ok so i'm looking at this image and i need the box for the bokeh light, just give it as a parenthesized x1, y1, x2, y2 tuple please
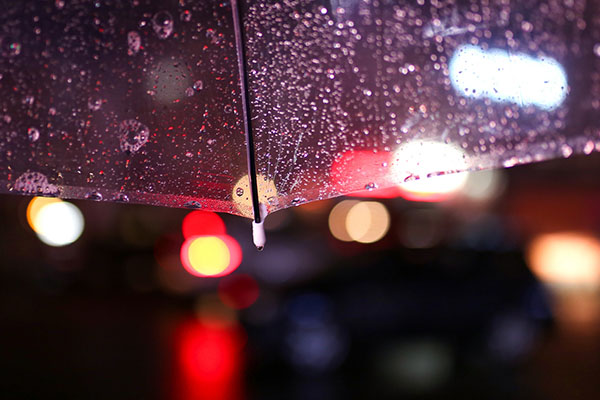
(329, 200, 390, 244)
(527, 232, 600, 289)
(27, 197, 84, 247)
(328, 200, 360, 242)
(345, 201, 390, 244)
(154, 234, 203, 294)
(182, 211, 226, 238)
(377, 341, 453, 393)
(180, 235, 242, 278)
(218, 274, 260, 310)
(330, 150, 393, 194)
(461, 169, 506, 202)
(392, 141, 469, 202)
(449, 44, 568, 110)
(173, 318, 245, 400)
(285, 293, 349, 372)
(26, 196, 61, 232)
(232, 174, 277, 218)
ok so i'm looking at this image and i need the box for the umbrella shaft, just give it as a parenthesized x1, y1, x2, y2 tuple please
(232, 0, 262, 224)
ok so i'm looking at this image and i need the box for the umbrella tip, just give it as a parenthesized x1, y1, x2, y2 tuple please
(252, 220, 266, 250)
(252, 203, 267, 251)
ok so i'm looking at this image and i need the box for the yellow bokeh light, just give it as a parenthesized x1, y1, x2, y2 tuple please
(527, 232, 600, 289)
(346, 201, 390, 244)
(30, 200, 84, 247)
(27, 197, 62, 232)
(232, 174, 277, 218)
(187, 236, 231, 276)
(328, 200, 360, 242)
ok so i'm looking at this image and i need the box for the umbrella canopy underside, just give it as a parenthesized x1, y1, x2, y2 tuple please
(1, 0, 598, 218)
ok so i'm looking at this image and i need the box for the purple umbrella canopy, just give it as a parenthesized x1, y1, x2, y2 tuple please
(1, 0, 599, 222)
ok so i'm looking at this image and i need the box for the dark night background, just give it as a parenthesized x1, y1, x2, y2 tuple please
(2, 153, 600, 400)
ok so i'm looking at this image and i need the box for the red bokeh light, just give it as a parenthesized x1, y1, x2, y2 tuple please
(182, 211, 226, 238)
(330, 149, 464, 201)
(330, 150, 402, 199)
(218, 274, 260, 310)
(173, 318, 245, 400)
(348, 186, 404, 199)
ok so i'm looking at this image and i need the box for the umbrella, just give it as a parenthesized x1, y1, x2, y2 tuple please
(1, 0, 598, 247)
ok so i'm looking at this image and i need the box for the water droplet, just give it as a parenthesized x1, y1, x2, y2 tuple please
(521, 21, 533, 32)
(55, 0, 65, 9)
(561, 144, 573, 158)
(364, 182, 378, 191)
(27, 127, 39, 142)
(291, 197, 305, 206)
(113, 193, 130, 202)
(1, 37, 21, 57)
(595, 43, 600, 57)
(236, 187, 244, 196)
(502, 157, 519, 168)
(127, 31, 141, 55)
(13, 171, 59, 195)
(267, 196, 278, 205)
(183, 200, 202, 209)
(180, 10, 192, 22)
(88, 97, 103, 111)
(193, 80, 203, 91)
(152, 11, 174, 39)
(85, 191, 103, 201)
(185, 87, 194, 97)
(118, 119, 150, 154)
(22, 95, 35, 106)
(224, 104, 233, 113)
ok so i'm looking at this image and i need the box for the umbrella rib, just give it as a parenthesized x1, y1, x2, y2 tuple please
(232, 0, 262, 224)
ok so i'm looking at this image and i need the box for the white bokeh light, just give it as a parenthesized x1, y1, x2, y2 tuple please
(449, 45, 568, 110)
(345, 201, 390, 243)
(32, 201, 84, 247)
(392, 141, 469, 202)
(461, 169, 506, 202)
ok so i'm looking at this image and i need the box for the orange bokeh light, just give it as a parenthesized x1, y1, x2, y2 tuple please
(26, 196, 61, 232)
(527, 232, 600, 289)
